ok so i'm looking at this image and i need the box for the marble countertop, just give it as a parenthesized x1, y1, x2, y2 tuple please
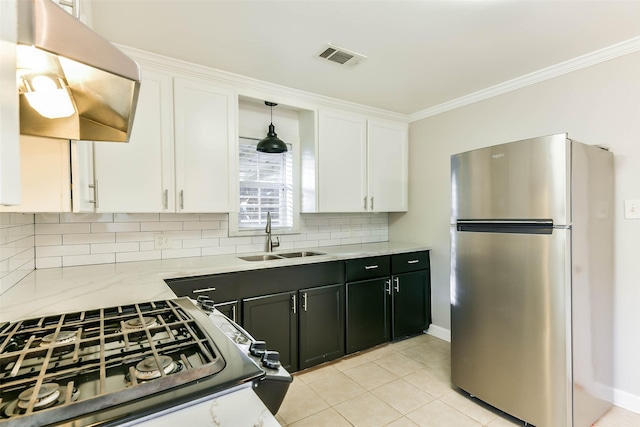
(0, 241, 427, 322)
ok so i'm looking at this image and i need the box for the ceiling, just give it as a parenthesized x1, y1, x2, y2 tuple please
(90, 0, 640, 116)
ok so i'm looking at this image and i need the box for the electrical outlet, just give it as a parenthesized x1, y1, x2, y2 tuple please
(154, 234, 172, 249)
(624, 200, 640, 219)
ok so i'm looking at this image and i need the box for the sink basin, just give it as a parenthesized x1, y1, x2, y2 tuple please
(238, 254, 284, 262)
(277, 251, 325, 258)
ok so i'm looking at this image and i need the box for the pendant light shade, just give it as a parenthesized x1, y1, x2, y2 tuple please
(257, 101, 288, 153)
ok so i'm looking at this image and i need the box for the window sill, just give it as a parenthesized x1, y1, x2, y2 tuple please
(228, 227, 300, 237)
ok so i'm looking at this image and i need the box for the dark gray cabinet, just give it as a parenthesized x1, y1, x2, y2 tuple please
(213, 300, 238, 323)
(391, 251, 431, 340)
(298, 283, 345, 370)
(346, 251, 431, 352)
(345, 256, 391, 354)
(243, 291, 298, 371)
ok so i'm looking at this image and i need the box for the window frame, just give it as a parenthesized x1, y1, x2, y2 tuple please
(229, 133, 300, 237)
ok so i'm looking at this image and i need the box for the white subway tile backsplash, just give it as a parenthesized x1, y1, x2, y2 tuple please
(114, 213, 160, 222)
(140, 222, 183, 232)
(116, 232, 155, 242)
(36, 257, 62, 269)
(1, 213, 35, 293)
(160, 248, 201, 259)
(37, 244, 90, 257)
(91, 242, 140, 254)
(34, 213, 60, 224)
(64, 233, 115, 245)
(116, 251, 161, 263)
(22, 212, 388, 269)
(36, 223, 91, 235)
(60, 213, 114, 223)
(91, 222, 140, 233)
(63, 253, 115, 267)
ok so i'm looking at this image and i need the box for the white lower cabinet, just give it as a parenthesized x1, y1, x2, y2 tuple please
(316, 109, 408, 213)
(78, 64, 236, 213)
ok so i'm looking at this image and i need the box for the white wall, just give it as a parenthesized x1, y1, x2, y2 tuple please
(389, 51, 640, 411)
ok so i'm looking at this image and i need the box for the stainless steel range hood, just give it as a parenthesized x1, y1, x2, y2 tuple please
(17, 0, 140, 142)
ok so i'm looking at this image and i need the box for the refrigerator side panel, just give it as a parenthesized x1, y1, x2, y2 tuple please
(570, 141, 614, 426)
(451, 133, 570, 225)
(450, 228, 571, 427)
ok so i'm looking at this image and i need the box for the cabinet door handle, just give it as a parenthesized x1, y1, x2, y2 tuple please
(88, 179, 99, 209)
(179, 190, 184, 210)
(407, 260, 420, 264)
(394, 277, 400, 293)
(292, 294, 296, 314)
(370, 196, 374, 211)
(163, 189, 168, 210)
(193, 287, 216, 293)
(363, 196, 367, 210)
(365, 265, 378, 270)
(385, 279, 391, 295)
(231, 304, 236, 323)
(303, 292, 308, 312)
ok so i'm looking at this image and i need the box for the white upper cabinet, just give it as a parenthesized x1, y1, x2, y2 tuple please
(0, 136, 71, 212)
(367, 119, 408, 212)
(85, 64, 236, 213)
(316, 110, 408, 213)
(318, 110, 368, 212)
(91, 66, 174, 212)
(173, 77, 235, 213)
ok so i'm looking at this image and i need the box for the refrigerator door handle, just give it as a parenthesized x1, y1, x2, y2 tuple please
(456, 219, 554, 234)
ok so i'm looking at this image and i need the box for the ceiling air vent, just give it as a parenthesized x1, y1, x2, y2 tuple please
(317, 43, 367, 67)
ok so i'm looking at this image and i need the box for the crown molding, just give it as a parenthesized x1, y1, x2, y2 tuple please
(409, 36, 640, 123)
(115, 44, 408, 123)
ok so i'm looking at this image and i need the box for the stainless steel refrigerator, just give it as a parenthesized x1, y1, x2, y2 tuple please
(450, 133, 614, 427)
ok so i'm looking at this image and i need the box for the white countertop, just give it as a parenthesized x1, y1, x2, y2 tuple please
(0, 242, 427, 322)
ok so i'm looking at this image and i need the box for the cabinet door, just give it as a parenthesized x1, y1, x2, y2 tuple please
(318, 109, 367, 212)
(0, 136, 71, 212)
(243, 291, 298, 372)
(392, 270, 431, 340)
(298, 283, 345, 370)
(174, 77, 235, 213)
(346, 278, 391, 354)
(367, 119, 408, 212)
(93, 66, 174, 212)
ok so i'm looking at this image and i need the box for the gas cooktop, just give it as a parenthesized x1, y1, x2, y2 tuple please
(0, 298, 264, 427)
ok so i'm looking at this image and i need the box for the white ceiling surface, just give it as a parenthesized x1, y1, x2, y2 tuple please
(90, 0, 640, 115)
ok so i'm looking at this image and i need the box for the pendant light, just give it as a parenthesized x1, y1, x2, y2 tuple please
(257, 101, 288, 153)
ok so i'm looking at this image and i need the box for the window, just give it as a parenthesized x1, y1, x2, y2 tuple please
(238, 137, 294, 231)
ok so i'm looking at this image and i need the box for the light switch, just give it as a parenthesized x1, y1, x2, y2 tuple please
(624, 200, 640, 219)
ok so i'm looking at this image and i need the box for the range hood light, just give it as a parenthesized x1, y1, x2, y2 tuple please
(22, 74, 75, 119)
(17, 0, 141, 142)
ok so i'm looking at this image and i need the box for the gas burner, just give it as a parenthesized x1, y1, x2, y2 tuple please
(122, 316, 158, 331)
(133, 355, 180, 381)
(40, 330, 77, 347)
(2, 384, 79, 417)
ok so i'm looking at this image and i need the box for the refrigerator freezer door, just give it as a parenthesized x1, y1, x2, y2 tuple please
(450, 227, 571, 427)
(451, 133, 570, 225)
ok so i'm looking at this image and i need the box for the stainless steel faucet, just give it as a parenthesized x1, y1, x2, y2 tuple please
(265, 211, 280, 252)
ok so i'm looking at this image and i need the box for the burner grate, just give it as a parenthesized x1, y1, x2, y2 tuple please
(0, 300, 225, 426)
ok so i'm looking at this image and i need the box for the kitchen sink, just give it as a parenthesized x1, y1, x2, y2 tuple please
(238, 254, 284, 262)
(277, 251, 325, 258)
(238, 251, 325, 262)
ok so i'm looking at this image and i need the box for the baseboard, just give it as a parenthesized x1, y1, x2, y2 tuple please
(426, 324, 451, 342)
(614, 388, 640, 415)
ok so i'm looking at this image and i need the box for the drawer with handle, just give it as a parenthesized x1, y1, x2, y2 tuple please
(391, 251, 430, 274)
(345, 256, 391, 282)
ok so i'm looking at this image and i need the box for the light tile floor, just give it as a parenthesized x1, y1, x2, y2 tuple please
(275, 334, 640, 427)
